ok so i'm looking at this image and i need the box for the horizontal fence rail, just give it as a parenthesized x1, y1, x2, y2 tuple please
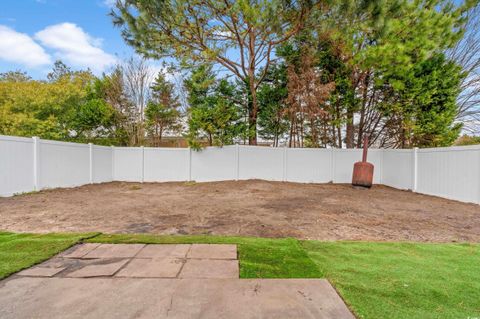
(1, 134, 479, 204)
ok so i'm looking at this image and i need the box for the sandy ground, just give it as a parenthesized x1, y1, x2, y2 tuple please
(1, 180, 479, 242)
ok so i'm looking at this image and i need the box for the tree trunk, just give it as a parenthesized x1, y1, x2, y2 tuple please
(357, 73, 370, 148)
(289, 117, 294, 148)
(248, 108, 258, 145)
(336, 100, 342, 148)
(248, 73, 258, 145)
(346, 109, 354, 148)
(337, 125, 342, 148)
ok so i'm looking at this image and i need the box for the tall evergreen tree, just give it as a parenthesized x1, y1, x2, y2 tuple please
(393, 53, 464, 147)
(257, 64, 289, 147)
(184, 65, 244, 148)
(145, 73, 182, 146)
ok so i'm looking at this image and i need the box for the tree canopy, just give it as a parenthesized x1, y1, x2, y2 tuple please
(111, 0, 313, 144)
(1, 0, 479, 149)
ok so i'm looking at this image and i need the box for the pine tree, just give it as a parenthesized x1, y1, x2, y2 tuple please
(145, 73, 182, 146)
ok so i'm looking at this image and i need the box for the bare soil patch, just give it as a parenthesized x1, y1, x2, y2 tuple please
(1, 180, 479, 242)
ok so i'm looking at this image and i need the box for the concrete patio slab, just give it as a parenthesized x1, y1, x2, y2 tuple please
(180, 259, 239, 279)
(66, 259, 129, 278)
(136, 244, 191, 259)
(116, 258, 184, 278)
(37, 257, 78, 269)
(60, 243, 101, 258)
(187, 244, 237, 259)
(0, 277, 355, 319)
(17, 267, 66, 277)
(82, 244, 145, 259)
(0, 244, 355, 318)
(36, 256, 109, 274)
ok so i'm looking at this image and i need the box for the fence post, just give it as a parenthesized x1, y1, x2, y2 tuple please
(330, 148, 336, 183)
(111, 146, 115, 182)
(283, 146, 288, 182)
(88, 143, 93, 184)
(235, 144, 240, 181)
(412, 147, 418, 192)
(380, 149, 384, 185)
(478, 149, 480, 205)
(188, 147, 192, 181)
(141, 146, 145, 183)
(32, 136, 40, 191)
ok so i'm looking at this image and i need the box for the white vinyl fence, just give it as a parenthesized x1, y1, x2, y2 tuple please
(1, 134, 479, 204)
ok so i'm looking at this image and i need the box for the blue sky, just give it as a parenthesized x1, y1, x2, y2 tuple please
(0, 0, 135, 78)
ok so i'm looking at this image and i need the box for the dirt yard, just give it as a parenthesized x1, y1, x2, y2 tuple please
(1, 180, 479, 242)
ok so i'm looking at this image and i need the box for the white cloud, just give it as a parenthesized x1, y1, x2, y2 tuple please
(103, 0, 116, 7)
(149, 64, 170, 79)
(0, 25, 51, 67)
(35, 23, 117, 73)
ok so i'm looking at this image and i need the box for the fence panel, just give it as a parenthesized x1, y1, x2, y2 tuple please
(2, 134, 480, 204)
(286, 148, 333, 183)
(92, 145, 113, 183)
(238, 146, 284, 181)
(382, 149, 413, 190)
(113, 147, 143, 182)
(0, 135, 34, 196)
(191, 146, 237, 182)
(144, 147, 189, 182)
(417, 146, 480, 204)
(39, 140, 90, 189)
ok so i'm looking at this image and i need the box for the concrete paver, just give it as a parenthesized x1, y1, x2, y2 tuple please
(60, 243, 101, 258)
(136, 244, 190, 258)
(187, 244, 237, 259)
(180, 259, 239, 279)
(82, 244, 145, 259)
(17, 267, 66, 277)
(116, 258, 184, 278)
(0, 278, 355, 319)
(66, 259, 129, 278)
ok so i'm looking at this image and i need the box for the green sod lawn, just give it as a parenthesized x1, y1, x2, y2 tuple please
(1, 232, 479, 319)
(0, 232, 98, 279)
(301, 241, 480, 319)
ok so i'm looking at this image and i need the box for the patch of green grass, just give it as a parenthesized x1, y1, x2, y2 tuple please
(2, 232, 478, 319)
(87, 234, 320, 278)
(0, 232, 98, 279)
(301, 241, 480, 319)
(13, 190, 40, 196)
